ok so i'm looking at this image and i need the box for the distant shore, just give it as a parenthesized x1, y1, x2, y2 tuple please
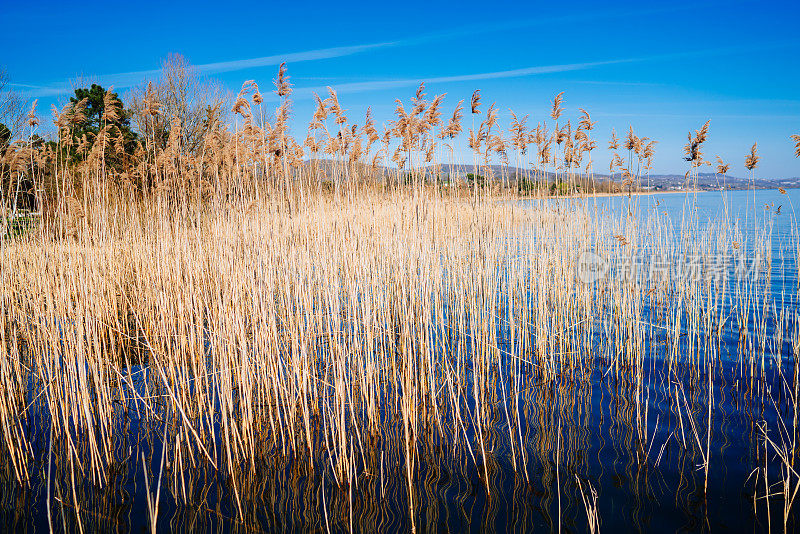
(515, 187, 792, 200)
(515, 189, 697, 200)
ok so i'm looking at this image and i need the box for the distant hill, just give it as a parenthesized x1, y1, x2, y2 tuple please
(302, 159, 800, 192)
(642, 172, 800, 191)
(429, 165, 800, 191)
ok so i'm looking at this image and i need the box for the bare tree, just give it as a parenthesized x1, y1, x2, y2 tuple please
(0, 67, 28, 230)
(129, 54, 228, 155)
(0, 67, 26, 140)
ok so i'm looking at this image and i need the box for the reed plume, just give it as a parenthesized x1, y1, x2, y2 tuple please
(683, 120, 710, 165)
(608, 129, 619, 151)
(102, 87, 121, 123)
(550, 92, 564, 121)
(509, 111, 529, 153)
(439, 100, 463, 139)
(745, 142, 760, 170)
(274, 62, 292, 97)
(578, 108, 595, 131)
(470, 90, 481, 114)
(625, 126, 637, 152)
(27, 99, 39, 127)
(715, 156, 730, 175)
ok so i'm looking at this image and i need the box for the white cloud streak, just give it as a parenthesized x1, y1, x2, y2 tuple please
(12, 2, 719, 99)
(287, 59, 636, 99)
(17, 42, 397, 98)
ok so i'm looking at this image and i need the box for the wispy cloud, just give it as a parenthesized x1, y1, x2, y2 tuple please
(11, 2, 727, 99)
(287, 59, 636, 99)
(283, 39, 799, 100)
(14, 2, 784, 100)
(574, 80, 664, 87)
(594, 112, 800, 121)
(17, 42, 397, 98)
(192, 42, 396, 75)
(8, 82, 47, 89)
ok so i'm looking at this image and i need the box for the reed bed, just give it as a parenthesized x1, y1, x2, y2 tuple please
(1, 183, 798, 531)
(1, 64, 799, 531)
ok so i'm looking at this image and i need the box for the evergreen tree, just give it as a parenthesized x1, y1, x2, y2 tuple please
(69, 84, 137, 168)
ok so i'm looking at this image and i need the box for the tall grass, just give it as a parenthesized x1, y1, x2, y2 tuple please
(0, 63, 799, 531)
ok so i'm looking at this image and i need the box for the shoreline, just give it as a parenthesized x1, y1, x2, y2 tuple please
(515, 187, 790, 200)
(513, 189, 695, 200)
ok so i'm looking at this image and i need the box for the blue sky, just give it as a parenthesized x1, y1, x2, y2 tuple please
(2, 0, 799, 177)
